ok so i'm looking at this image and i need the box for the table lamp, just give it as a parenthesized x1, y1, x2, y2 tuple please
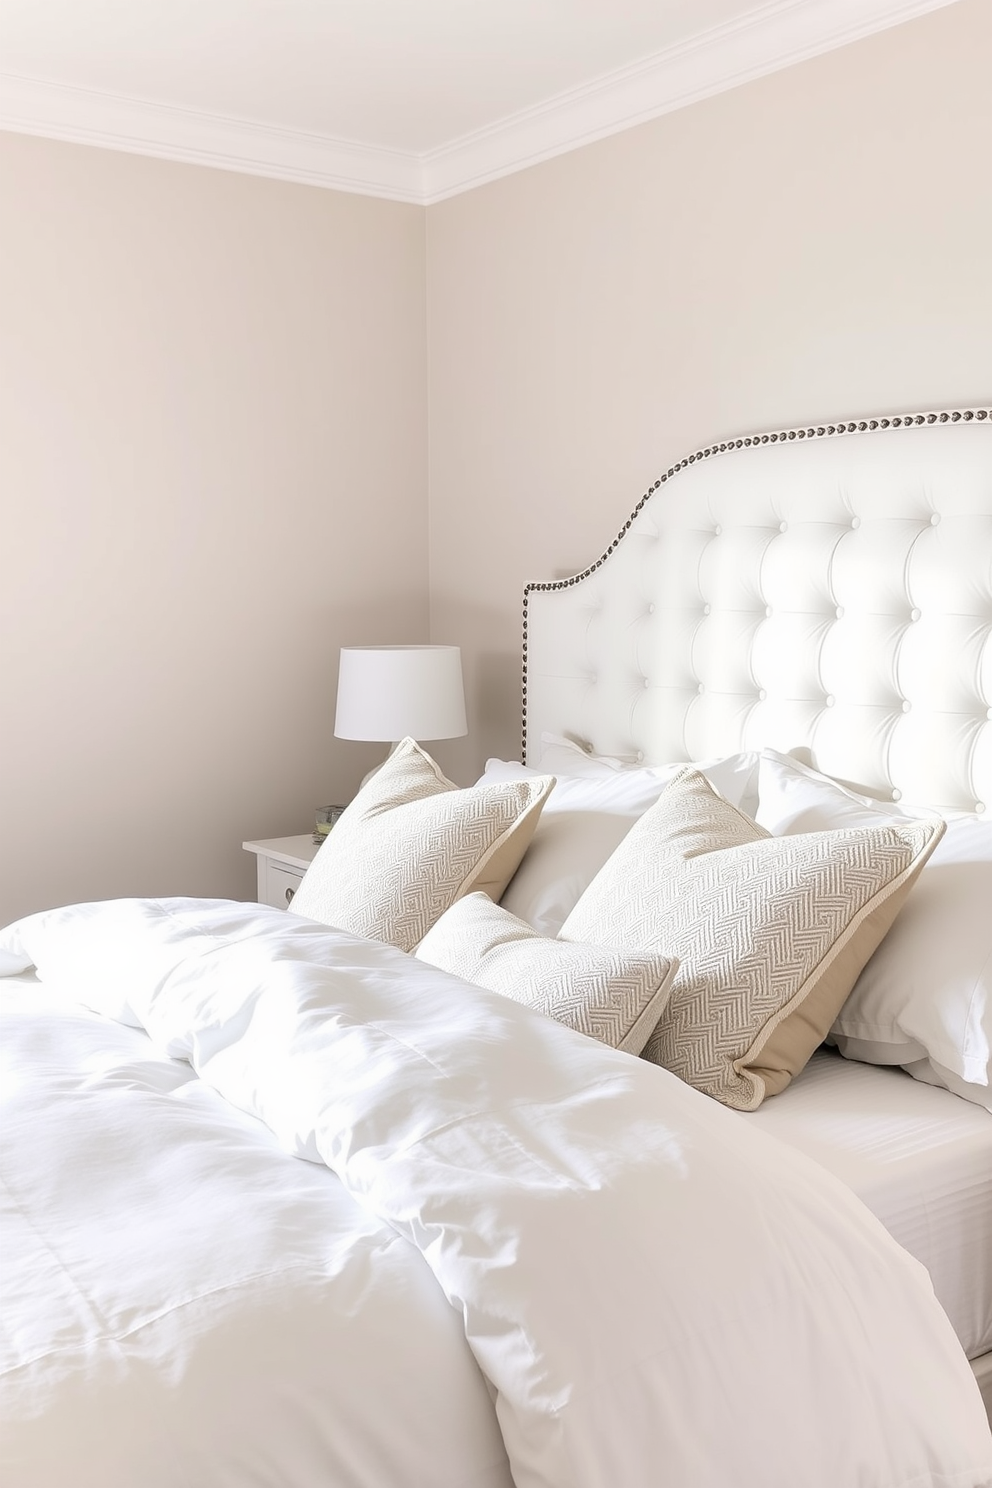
(334, 646, 467, 760)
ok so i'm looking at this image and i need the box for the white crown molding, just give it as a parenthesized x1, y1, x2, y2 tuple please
(0, 0, 959, 206)
(421, 0, 960, 202)
(0, 71, 423, 203)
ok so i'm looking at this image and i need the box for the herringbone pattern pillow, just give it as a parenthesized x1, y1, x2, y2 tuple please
(560, 769, 943, 1109)
(415, 893, 677, 1054)
(289, 739, 554, 952)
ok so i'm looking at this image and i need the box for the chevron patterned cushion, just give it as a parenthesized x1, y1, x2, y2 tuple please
(559, 769, 944, 1109)
(415, 893, 677, 1054)
(289, 739, 555, 952)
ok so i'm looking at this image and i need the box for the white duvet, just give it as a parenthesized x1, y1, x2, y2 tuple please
(1, 898, 990, 1488)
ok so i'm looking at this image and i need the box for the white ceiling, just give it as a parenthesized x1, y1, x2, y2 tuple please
(0, 0, 957, 202)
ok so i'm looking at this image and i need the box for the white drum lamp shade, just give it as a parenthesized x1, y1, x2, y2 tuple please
(334, 646, 467, 743)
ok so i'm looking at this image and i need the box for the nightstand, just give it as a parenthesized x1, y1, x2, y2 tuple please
(243, 835, 321, 909)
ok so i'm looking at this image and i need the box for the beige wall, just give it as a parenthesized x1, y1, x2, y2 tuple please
(426, 0, 992, 780)
(2, 1, 989, 919)
(0, 133, 428, 922)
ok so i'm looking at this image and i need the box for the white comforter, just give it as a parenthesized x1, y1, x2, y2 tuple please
(1, 898, 990, 1488)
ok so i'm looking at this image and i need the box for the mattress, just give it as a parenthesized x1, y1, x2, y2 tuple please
(747, 1047, 992, 1361)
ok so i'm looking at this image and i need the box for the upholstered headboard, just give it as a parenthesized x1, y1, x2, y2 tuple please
(522, 410, 992, 814)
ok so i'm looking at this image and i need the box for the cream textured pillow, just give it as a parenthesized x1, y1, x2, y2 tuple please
(479, 751, 759, 936)
(560, 769, 944, 1110)
(289, 739, 554, 952)
(415, 893, 677, 1055)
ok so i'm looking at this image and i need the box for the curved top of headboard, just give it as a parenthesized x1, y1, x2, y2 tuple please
(522, 408, 992, 812)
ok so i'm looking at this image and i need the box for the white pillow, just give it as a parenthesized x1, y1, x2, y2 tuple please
(756, 749, 992, 1114)
(415, 893, 677, 1055)
(535, 733, 644, 777)
(755, 749, 907, 834)
(478, 750, 759, 937)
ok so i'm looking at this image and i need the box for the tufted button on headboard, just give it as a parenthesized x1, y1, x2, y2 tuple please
(522, 411, 992, 812)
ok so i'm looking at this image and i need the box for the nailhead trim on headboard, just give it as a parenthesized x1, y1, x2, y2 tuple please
(520, 408, 991, 763)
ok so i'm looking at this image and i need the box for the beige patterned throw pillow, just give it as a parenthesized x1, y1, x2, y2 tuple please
(416, 893, 678, 1054)
(560, 769, 944, 1110)
(289, 739, 555, 952)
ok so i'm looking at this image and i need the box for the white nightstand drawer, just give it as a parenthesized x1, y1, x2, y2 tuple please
(243, 836, 320, 910)
(265, 860, 307, 910)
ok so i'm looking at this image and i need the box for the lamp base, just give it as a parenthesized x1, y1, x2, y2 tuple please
(359, 740, 401, 790)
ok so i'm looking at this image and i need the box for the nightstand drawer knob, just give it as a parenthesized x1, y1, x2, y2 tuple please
(285, 886, 296, 905)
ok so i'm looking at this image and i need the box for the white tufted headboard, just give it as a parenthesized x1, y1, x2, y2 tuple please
(522, 410, 992, 814)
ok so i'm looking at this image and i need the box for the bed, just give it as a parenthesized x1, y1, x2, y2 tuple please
(519, 405, 992, 1421)
(2, 408, 991, 1487)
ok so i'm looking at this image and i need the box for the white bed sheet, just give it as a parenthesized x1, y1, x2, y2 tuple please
(747, 1047, 992, 1361)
